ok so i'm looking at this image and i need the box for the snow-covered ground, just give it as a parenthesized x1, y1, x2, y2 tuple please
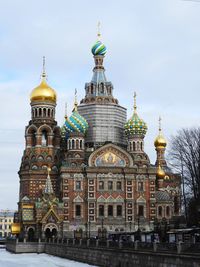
(0, 249, 96, 267)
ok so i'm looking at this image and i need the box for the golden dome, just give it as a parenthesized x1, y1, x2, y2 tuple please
(156, 164, 165, 179)
(30, 75, 57, 103)
(154, 133, 167, 148)
(154, 117, 167, 148)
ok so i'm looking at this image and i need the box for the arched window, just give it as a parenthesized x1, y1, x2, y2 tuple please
(43, 108, 46, 117)
(32, 131, 36, 147)
(41, 130, 48, 146)
(158, 206, 162, 217)
(39, 108, 42, 117)
(80, 140, 83, 150)
(140, 142, 143, 151)
(130, 142, 132, 151)
(91, 84, 94, 94)
(137, 141, 140, 151)
(133, 142, 136, 151)
(108, 205, 113, 217)
(76, 139, 79, 149)
(99, 205, 104, 216)
(72, 139, 75, 149)
(166, 206, 170, 217)
(174, 196, 179, 213)
(48, 109, 50, 117)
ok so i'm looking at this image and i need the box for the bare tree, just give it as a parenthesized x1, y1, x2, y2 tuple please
(168, 128, 200, 224)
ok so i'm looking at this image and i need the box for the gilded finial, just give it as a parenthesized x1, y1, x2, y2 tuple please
(42, 56, 46, 79)
(134, 92, 137, 114)
(97, 21, 101, 40)
(74, 89, 78, 111)
(65, 102, 68, 119)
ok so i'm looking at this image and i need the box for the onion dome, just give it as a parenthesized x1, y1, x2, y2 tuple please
(91, 40, 107, 56)
(156, 163, 165, 179)
(124, 92, 147, 137)
(154, 117, 167, 148)
(63, 91, 88, 135)
(91, 22, 107, 56)
(30, 57, 57, 103)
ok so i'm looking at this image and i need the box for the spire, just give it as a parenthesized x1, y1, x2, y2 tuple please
(133, 92, 137, 114)
(44, 167, 54, 194)
(73, 89, 78, 112)
(159, 116, 162, 133)
(41, 56, 46, 79)
(65, 102, 68, 119)
(97, 21, 101, 40)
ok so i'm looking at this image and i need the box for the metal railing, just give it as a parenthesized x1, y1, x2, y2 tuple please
(6, 237, 200, 255)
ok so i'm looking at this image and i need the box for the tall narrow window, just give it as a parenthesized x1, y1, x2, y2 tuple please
(138, 182, 144, 192)
(99, 181, 104, 190)
(158, 206, 162, 217)
(75, 181, 81, 190)
(117, 181, 122, 190)
(138, 205, 144, 217)
(133, 142, 136, 151)
(117, 205, 122, 216)
(166, 206, 170, 217)
(99, 205, 104, 216)
(72, 139, 75, 149)
(108, 205, 113, 216)
(108, 181, 113, 190)
(32, 131, 36, 147)
(41, 130, 48, 146)
(76, 205, 81, 217)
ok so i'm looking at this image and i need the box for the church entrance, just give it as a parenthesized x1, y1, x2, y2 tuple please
(44, 223, 58, 239)
(27, 227, 35, 241)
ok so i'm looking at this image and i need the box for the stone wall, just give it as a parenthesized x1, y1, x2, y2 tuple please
(6, 240, 45, 253)
(6, 240, 200, 267)
(45, 243, 200, 267)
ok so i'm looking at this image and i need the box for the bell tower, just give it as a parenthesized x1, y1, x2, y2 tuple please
(19, 58, 61, 202)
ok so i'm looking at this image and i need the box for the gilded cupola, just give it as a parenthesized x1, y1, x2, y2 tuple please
(30, 57, 57, 103)
(154, 117, 167, 149)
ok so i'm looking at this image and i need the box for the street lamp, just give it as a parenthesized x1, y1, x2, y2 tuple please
(129, 221, 132, 232)
(88, 221, 91, 239)
(101, 218, 104, 239)
(85, 222, 88, 239)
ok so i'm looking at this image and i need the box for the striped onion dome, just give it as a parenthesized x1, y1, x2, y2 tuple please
(62, 108, 88, 138)
(91, 40, 107, 56)
(125, 113, 148, 137)
(124, 93, 148, 137)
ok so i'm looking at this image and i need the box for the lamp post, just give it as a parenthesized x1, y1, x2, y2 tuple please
(85, 222, 88, 239)
(129, 221, 132, 232)
(88, 221, 91, 239)
(101, 218, 104, 239)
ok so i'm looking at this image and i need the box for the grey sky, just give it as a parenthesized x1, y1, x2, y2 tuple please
(0, 0, 200, 209)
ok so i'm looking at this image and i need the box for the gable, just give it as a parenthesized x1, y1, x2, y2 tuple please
(88, 143, 133, 167)
(41, 208, 60, 223)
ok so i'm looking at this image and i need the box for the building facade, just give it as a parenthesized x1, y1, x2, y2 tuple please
(14, 34, 181, 240)
(0, 210, 14, 238)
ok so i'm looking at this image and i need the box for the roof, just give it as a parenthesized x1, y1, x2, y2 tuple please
(0, 211, 14, 217)
(156, 190, 172, 202)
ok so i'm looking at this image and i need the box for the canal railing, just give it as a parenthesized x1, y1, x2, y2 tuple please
(6, 237, 200, 255)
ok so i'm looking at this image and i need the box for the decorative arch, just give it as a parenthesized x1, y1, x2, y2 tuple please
(88, 143, 133, 167)
(26, 124, 38, 135)
(38, 124, 53, 134)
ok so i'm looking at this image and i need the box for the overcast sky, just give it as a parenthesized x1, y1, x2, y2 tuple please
(0, 0, 200, 210)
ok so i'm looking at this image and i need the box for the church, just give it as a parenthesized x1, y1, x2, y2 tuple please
(13, 31, 181, 240)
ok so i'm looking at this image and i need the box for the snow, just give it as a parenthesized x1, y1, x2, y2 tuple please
(0, 249, 96, 267)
